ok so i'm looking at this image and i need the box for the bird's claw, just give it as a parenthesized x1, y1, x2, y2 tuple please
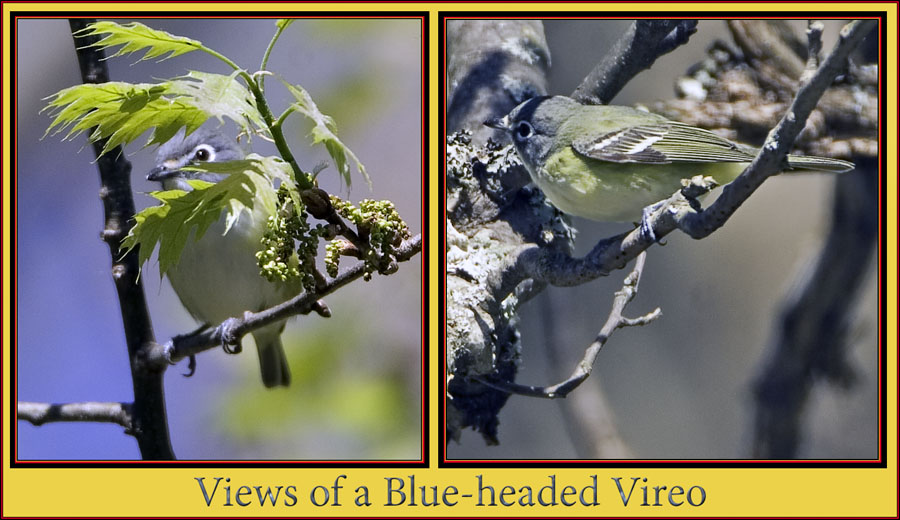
(183, 355, 197, 377)
(215, 317, 243, 354)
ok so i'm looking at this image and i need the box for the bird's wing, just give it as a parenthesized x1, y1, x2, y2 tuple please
(572, 121, 757, 164)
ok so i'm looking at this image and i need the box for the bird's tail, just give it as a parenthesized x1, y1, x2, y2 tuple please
(786, 154, 855, 173)
(253, 325, 291, 388)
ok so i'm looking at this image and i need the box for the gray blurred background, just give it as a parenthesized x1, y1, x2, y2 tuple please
(447, 19, 877, 460)
(17, 18, 422, 460)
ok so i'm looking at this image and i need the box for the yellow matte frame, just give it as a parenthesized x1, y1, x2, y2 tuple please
(2, 3, 896, 518)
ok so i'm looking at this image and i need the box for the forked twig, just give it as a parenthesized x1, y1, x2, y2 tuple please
(475, 252, 660, 398)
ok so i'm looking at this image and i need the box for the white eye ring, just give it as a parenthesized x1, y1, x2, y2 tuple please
(191, 144, 216, 162)
(514, 120, 533, 140)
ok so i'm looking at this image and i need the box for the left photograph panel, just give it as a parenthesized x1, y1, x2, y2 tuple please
(13, 16, 424, 461)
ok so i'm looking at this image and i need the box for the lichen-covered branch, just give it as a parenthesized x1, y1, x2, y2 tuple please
(446, 20, 561, 444)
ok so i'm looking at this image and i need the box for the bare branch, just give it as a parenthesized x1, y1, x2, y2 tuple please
(18, 401, 132, 429)
(651, 20, 876, 163)
(516, 175, 716, 286)
(573, 20, 698, 104)
(804, 21, 825, 73)
(148, 234, 422, 367)
(539, 290, 633, 458)
(746, 20, 879, 459)
(475, 252, 660, 398)
(675, 19, 876, 239)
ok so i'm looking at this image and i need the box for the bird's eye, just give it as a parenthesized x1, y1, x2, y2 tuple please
(192, 144, 215, 162)
(515, 121, 533, 139)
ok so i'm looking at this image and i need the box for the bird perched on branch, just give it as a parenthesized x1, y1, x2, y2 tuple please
(148, 128, 302, 388)
(486, 95, 854, 223)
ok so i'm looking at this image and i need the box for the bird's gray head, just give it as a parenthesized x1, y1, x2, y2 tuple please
(147, 128, 247, 191)
(484, 95, 579, 172)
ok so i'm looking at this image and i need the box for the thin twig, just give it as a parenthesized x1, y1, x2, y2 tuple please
(475, 252, 661, 398)
(675, 19, 876, 239)
(540, 282, 634, 458)
(804, 21, 825, 74)
(18, 402, 133, 429)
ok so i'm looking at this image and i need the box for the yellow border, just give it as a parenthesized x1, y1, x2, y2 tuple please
(4, 2, 897, 518)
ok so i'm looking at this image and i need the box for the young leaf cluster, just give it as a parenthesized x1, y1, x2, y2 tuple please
(328, 197, 411, 281)
(255, 185, 326, 291)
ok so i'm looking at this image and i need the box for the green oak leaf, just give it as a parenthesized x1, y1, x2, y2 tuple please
(74, 21, 202, 62)
(281, 79, 370, 189)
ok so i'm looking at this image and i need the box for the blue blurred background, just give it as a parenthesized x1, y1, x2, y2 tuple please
(16, 18, 423, 460)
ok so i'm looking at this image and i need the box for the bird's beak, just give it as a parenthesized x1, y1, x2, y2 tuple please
(146, 166, 178, 182)
(483, 114, 510, 131)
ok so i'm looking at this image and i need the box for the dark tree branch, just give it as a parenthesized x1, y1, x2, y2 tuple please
(572, 20, 698, 104)
(475, 252, 660, 399)
(752, 168, 877, 458)
(66, 19, 174, 460)
(21, 21, 421, 460)
(148, 234, 422, 367)
(515, 175, 715, 286)
(645, 17, 877, 456)
(728, 20, 808, 91)
(18, 402, 132, 429)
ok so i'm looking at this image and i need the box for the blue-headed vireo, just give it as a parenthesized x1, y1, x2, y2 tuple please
(148, 128, 303, 388)
(486, 95, 854, 222)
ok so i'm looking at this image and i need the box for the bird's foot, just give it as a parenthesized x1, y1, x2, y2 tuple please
(216, 317, 243, 354)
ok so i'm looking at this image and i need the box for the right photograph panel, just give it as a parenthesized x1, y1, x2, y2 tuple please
(444, 17, 880, 462)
